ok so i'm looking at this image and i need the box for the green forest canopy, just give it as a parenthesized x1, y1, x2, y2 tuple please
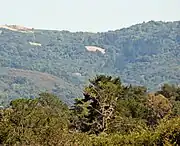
(0, 75, 179, 145)
(0, 20, 180, 105)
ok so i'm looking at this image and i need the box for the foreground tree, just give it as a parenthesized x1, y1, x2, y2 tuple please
(156, 84, 180, 116)
(146, 93, 172, 126)
(70, 75, 124, 134)
(70, 75, 149, 135)
(157, 83, 180, 101)
(107, 85, 149, 134)
(0, 93, 70, 145)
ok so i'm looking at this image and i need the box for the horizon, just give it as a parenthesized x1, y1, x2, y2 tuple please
(1, 20, 178, 33)
(0, 0, 180, 32)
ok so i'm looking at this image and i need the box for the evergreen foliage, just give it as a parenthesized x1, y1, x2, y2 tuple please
(0, 75, 179, 145)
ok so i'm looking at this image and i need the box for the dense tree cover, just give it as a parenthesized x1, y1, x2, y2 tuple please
(0, 21, 180, 105)
(0, 75, 179, 145)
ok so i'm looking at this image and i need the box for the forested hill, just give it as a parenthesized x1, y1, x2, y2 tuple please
(0, 21, 180, 105)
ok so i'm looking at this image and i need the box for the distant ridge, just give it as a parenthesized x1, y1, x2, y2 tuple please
(0, 24, 34, 33)
(0, 20, 180, 105)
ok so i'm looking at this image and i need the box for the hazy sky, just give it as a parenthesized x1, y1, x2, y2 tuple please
(0, 0, 179, 32)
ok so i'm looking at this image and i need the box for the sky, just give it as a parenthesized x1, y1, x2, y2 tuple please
(0, 0, 179, 32)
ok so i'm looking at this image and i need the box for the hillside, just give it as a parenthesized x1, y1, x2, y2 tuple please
(0, 21, 180, 105)
(0, 67, 80, 105)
